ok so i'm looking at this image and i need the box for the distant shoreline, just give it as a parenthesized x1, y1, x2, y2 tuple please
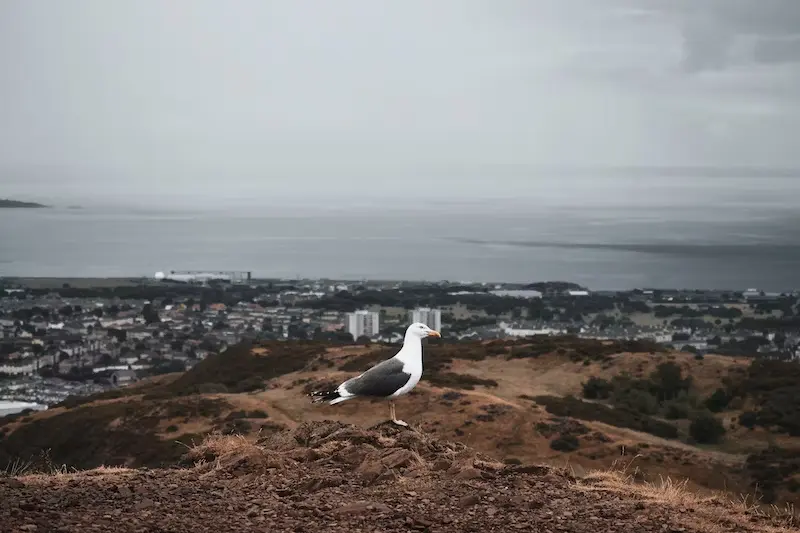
(1, 276, 795, 293)
(0, 198, 48, 208)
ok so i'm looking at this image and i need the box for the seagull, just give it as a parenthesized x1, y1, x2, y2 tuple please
(310, 322, 440, 426)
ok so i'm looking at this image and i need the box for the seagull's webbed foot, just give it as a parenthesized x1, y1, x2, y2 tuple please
(388, 400, 410, 428)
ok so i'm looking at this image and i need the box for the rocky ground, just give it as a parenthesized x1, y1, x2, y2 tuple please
(1, 421, 795, 533)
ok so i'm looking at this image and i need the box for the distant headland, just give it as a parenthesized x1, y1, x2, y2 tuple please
(0, 198, 48, 208)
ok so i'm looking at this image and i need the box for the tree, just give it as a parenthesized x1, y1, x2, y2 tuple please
(142, 303, 161, 324)
(689, 411, 726, 444)
(108, 328, 127, 342)
(650, 362, 692, 402)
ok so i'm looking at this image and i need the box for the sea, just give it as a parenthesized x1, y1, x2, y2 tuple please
(0, 400, 48, 416)
(2, 179, 800, 291)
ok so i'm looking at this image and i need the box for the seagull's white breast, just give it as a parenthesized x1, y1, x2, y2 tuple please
(389, 340, 423, 397)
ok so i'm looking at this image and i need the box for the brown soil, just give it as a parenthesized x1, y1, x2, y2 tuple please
(1, 421, 794, 533)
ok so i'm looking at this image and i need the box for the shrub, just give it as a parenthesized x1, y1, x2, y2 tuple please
(423, 372, 498, 390)
(231, 376, 265, 393)
(723, 359, 800, 435)
(662, 399, 690, 420)
(739, 411, 758, 428)
(534, 395, 678, 440)
(689, 411, 726, 444)
(550, 434, 580, 452)
(704, 388, 731, 413)
(195, 383, 229, 394)
(168, 341, 326, 396)
(614, 388, 660, 415)
(745, 446, 800, 504)
(582, 377, 613, 400)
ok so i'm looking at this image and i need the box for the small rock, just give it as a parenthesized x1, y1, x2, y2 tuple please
(335, 502, 372, 515)
(117, 486, 133, 498)
(246, 506, 260, 517)
(455, 467, 483, 480)
(4, 479, 24, 489)
(459, 494, 481, 507)
(134, 498, 155, 511)
(432, 459, 451, 471)
(356, 459, 385, 484)
(414, 517, 433, 529)
(380, 449, 415, 469)
(19, 525, 37, 532)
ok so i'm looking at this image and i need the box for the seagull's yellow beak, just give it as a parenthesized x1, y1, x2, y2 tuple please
(427, 330, 441, 337)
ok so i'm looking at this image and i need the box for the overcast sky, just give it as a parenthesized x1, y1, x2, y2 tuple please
(1, 0, 799, 207)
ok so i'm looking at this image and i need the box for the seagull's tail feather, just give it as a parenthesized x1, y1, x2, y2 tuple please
(309, 389, 342, 404)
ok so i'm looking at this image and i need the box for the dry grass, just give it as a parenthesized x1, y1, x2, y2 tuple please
(2, 448, 74, 477)
(183, 432, 292, 478)
(2, 457, 34, 477)
(577, 456, 799, 532)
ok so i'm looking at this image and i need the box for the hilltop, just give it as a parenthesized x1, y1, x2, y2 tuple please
(1, 337, 799, 517)
(0, 198, 47, 208)
(1, 421, 796, 532)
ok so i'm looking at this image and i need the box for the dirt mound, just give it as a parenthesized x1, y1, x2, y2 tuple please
(2, 422, 795, 533)
(183, 420, 502, 487)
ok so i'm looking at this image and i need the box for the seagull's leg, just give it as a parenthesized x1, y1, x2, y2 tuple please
(389, 400, 408, 427)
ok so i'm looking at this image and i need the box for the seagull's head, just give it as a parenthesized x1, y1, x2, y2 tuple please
(407, 322, 441, 339)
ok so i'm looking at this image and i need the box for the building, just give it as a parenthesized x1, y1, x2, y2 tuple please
(567, 290, 590, 297)
(346, 310, 380, 340)
(110, 369, 139, 387)
(489, 289, 542, 299)
(409, 307, 442, 332)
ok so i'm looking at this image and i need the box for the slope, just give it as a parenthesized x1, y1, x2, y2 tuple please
(1, 421, 796, 533)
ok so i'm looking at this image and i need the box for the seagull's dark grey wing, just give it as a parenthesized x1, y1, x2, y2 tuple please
(342, 357, 411, 398)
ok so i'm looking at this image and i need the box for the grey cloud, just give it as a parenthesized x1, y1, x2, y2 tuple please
(659, 0, 800, 71)
(0, 0, 798, 209)
(753, 37, 800, 65)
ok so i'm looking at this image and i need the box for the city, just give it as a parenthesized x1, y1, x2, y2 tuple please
(2, 276, 798, 414)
